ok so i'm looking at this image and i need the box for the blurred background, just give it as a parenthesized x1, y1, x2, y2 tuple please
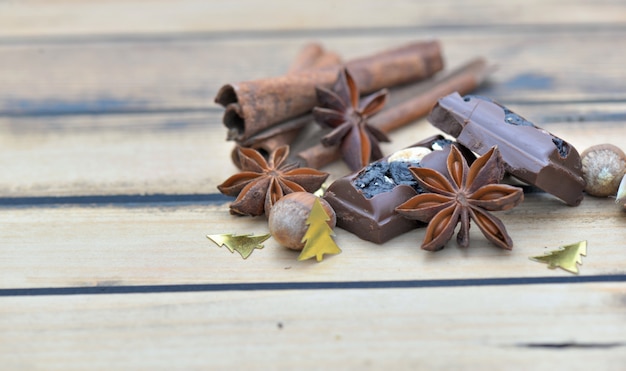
(1, 0, 625, 197)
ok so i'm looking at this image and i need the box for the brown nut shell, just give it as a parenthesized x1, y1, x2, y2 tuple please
(268, 192, 336, 250)
(581, 144, 626, 197)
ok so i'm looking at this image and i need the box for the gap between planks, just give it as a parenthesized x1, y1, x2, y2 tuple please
(1, 282, 624, 370)
(2, 31, 626, 115)
(0, 194, 624, 289)
(0, 274, 625, 297)
(1, 116, 624, 197)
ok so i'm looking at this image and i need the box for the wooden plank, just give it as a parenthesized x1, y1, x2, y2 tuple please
(1, 0, 625, 38)
(1, 283, 624, 369)
(1, 109, 624, 197)
(0, 111, 226, 197)
(0, 194, 623, 289)
(1, 3, 623, 370)
(1, 31, 626, 116)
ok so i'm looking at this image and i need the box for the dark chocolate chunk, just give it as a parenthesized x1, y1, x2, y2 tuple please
(353, 162, 397, 198)
(323, 135, 467, 244)
(389, 161, 421, 187)
(428, 92, 585, 206)
(352, 160, 423, 199)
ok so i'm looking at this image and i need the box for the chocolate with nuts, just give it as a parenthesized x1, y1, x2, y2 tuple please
(323, 135, 469, 244)
(396, 146, 524, 251)
(428, 93, 585, 206)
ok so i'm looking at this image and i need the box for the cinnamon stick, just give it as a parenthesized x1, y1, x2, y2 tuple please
(287, 42, 342, 74)
(215, 40, 443, 143)
(238, 113, 312, 148)
(223, 43, 340, 142)
(237, 43, 341, 154)
(297, 58, 493, 169)
(230, 43, 340, 167)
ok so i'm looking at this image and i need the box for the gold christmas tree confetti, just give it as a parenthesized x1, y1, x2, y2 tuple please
(207, 233, 271, 259)
(530, 240, 587, 274)
(297, 197, 342, 262)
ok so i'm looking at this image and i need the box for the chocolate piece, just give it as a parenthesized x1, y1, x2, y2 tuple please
(429, 93, 585, 206)
(323, 135, 463, 244)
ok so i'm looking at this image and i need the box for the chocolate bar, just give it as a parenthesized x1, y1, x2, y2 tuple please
(323, 135, 468, 243)
(428, 93, 585, 206)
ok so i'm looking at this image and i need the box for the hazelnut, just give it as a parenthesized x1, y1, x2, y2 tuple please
(268, 192, 336, 250)
(581, 144, 626, 197)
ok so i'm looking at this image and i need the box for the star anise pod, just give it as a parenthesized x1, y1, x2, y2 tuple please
(313, 67, 390, 171)
(218, 145, 329, 217)
(396, 146, 524, 251)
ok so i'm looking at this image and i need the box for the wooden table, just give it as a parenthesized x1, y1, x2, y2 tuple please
(1, 1, 625, 369)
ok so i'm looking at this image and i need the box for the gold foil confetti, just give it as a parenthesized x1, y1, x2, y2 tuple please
(530, 240, 587, 274)
(207, 233, 271, 259)
(297, 198, 341, 262)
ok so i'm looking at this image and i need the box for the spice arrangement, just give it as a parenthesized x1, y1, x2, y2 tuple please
(395, 146, 524, 251)
(208, 40, 625, 270)
(323, 135, 460, 244)
(312, 67, 390, 171)
(217, 145, 327, 217)
(214, 40, 443, 153)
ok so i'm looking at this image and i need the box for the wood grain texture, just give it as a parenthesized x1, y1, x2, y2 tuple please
(1, 283, 624, 370)
(1, 31, 625, 115)
(1, 194, 624, 289)
(1, 112, 624, 197)
(1, 28, 625, 197)
(1, 0, 625, 38)
(1, 1, 626, 369)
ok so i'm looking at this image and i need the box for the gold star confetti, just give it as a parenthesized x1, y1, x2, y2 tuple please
(530, 240, 587, 274)
(297, 198, 341, 262)
(207, 233, 271, 259)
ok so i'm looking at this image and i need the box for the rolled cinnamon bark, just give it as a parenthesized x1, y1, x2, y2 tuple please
(297, 58, 492, 169)
(287, 43, 342, 74)
(296, 143, 342, 170)
(240, 43, 342, 151)
(229, 43, 341, 167)
(238, 113, 312, 148)
(287, 43, 325, 74)
(215, 40, 443, 143)
(308, 51, 342, 70)
(371, 57, 491, 132)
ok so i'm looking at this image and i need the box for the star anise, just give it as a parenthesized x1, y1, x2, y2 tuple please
(395, 146, 524, 251)
(218, 145, 329, 217)
(313, 67, 390, 171)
